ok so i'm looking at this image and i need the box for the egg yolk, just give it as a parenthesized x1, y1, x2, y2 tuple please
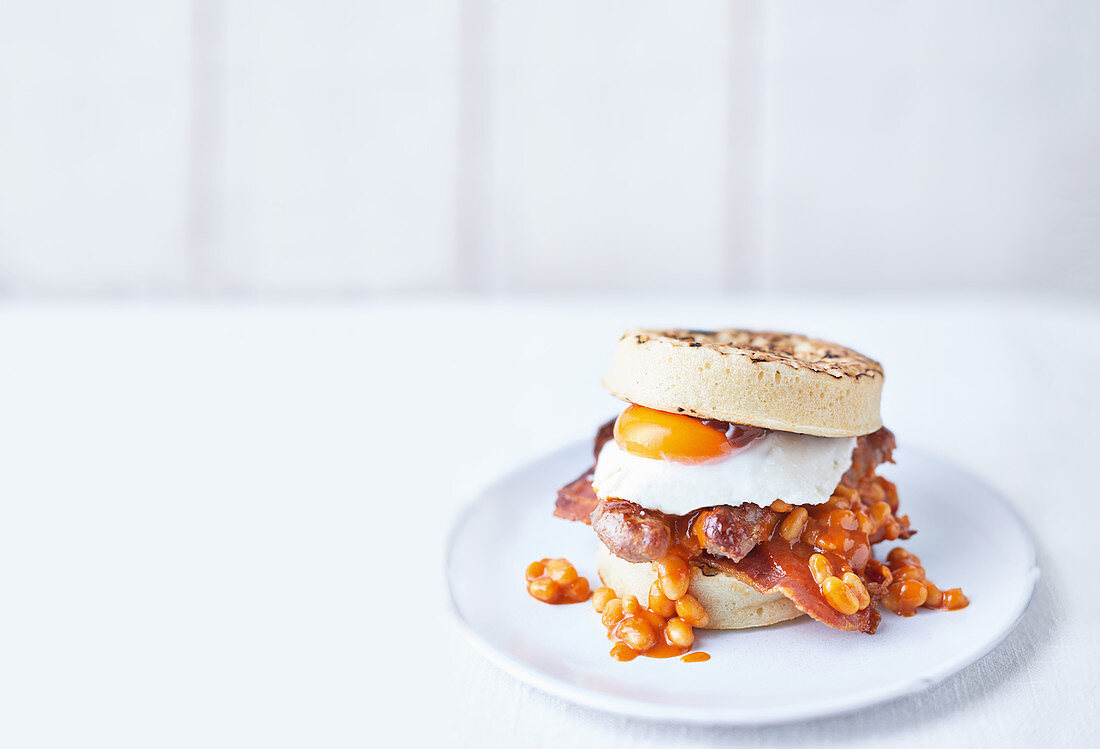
(613, 405, 733, 464)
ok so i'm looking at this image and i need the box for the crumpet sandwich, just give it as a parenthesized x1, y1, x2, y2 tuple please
(554, 329, 968, 651)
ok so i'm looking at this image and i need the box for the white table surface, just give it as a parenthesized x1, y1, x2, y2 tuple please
(0, 294, 1096, 748)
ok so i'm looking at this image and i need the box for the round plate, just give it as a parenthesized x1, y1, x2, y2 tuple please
(446, 440, 1038, 724)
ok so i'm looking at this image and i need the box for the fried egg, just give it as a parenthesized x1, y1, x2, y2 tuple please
(592, 406, 856, 515)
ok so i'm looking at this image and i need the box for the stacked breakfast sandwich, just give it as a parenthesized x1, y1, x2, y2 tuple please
(556, 329, 963, 635)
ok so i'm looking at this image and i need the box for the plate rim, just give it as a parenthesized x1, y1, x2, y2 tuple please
(445, 440, 1040, 725)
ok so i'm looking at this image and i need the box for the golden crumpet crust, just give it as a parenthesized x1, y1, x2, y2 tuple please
(596, 542, 803, 630)
(602, 328, 885, 437)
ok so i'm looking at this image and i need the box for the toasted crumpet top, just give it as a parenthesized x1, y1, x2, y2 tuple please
(602, 328, 884, 437)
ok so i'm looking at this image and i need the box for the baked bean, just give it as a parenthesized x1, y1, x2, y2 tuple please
(622, 595, 641, 616)
(610, 642, 637, 661)
(868, 501, 892, 529)
(675, 594, 710, 628)
(900, 580, 928, 608)
(942, 588, 969, 610)
(566, 577, 590, 602)
(842, 572, 871, 610)
(779, 507, 809, 541)
(833, 484, 858, 501)
(601, 598, 624, 627)
(894, 565, 925, 581)
(525, 561, 545, 581)
(545, 558, 578, 584)
(863, 480, 886, 503)
(829, 495, 852, 510)
(886, 547, 918, 567)
(828, 509, 859, 531)
(883, 580, 927, 616)
(592, 587, 616, 613)
(664, 617, 694, 648)
(638, 607, 666, 632)
(815, 530, 853, 553)
(656, 555, 690, 601)
(809, 553, 833, 585)
(648, 582, 677, 619)
(770, 499, 792, 513)
(822, 576, 859, 615)
(616, 616, 657, 652)
(525, 557, 590, 604)
(883, 518, 901, 540)
(527, 577, 560, 603)
(856, 512, 873, 535)
(923, 582, 943, 608)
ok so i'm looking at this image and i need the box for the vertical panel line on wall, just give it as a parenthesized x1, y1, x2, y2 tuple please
(456, 0, 493, 292)
(186, 0, 224, 294)
(722, 0, 767, 292)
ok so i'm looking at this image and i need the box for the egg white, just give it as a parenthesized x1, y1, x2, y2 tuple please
(591, 432, 856, 515)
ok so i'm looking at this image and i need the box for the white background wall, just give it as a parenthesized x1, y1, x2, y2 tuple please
(0, 1, 1096, 297)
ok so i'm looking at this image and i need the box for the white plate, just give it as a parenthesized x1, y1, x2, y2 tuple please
(446, 440, 1038, 724)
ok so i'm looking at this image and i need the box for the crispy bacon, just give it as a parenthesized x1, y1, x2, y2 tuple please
(703, 544, 882, 633)
(552, 417, 616, 524)
(841, 426, 896, 489)
(592, 417, 615, 459)
(554, 470, 599, 523)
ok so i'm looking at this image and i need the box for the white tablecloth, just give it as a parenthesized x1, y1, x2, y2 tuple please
(0, 295, 1095, 747)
